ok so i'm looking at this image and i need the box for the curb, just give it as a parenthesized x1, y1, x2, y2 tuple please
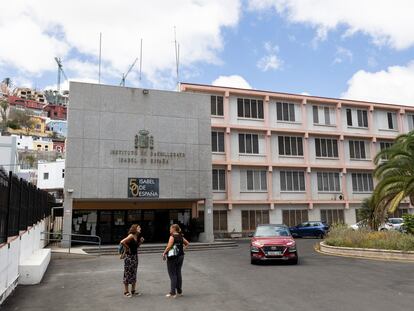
(318, 242, 414, 263)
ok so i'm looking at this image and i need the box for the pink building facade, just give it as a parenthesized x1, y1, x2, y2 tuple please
(181, 83, 414, 236)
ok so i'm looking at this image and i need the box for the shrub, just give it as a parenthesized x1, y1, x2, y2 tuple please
(402, 214, 414, 234)
(325, 225, 414, 251)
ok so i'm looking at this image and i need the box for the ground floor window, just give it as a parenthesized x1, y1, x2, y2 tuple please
(242, 210, 270, 231)
(321, 209, 344, 225)
(355, 209, 365, 222)
(389, 209, 409, 218)
(213, 211, 228, 232)
(282, 209, 308, 227)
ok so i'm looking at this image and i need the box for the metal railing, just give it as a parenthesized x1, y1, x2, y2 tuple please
(41, 232, 102, 254)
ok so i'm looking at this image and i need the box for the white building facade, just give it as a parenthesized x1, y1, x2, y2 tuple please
(181, 83, 414, 237)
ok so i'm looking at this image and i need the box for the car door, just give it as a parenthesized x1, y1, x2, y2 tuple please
(298, 222, 310, 236)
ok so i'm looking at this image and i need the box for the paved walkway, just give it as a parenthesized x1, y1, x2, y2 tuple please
(3, 240, 414, 311)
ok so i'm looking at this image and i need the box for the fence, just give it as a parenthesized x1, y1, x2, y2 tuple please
(0, 167, 53, 244)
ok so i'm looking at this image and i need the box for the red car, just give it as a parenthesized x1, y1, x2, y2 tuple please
(250, 224, 298, 264)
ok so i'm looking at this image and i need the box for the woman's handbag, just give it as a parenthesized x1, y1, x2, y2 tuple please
(167, 244, 179, 258)
(118, 244, 127, 259)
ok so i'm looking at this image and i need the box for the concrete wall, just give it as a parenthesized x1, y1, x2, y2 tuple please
(0, 136, 17, 174)
(0, 219, 49, 305)
(37, 159, 65, 190)
(64, 83, 213, 241)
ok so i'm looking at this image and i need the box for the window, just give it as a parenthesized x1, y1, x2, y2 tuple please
(43, 172, 49, 180)
(35, 124, 41, 129)
(276, 102, 296, 122)
(213, 211, 227, 232)
(315, 138, 339, 158)
(347, 108, 368, 127)
(212, 169, 226, 191)
(237, 98, 264, 119)
(352, 173, 374, 193)
(278, 136, 303, 156)
(280, 171, 305, 192)
(242, 210, 270, 231)
(211, 131, 225, 152)
(313, 106, 334, 125)
(387, 112, 396, 130)
(317, 172, 341, 192)
(243, 170, 267, 191)
(379, 141, 393, 160)
(239, 133, 259, 154)
(321, 209, 345, 225)
(62, 169, 65, 178)
(408, 114, 414, 131)
(349, 140, 368, 159)
(389, 209, 409, 218)
(45, 145, 49, 151)
(282, 210, 309, 227)
(211, 95, 224, 116)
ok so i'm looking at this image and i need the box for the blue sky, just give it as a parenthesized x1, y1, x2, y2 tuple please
(1, 0, 414, 105)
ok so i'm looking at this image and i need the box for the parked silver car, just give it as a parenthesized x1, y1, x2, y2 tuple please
(378, 218, 404, 231)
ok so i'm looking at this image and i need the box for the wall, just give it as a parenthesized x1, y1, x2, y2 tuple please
(0, 136, 17, 174)
(0, 219, 48, 305)
(37, 159, 65, 190)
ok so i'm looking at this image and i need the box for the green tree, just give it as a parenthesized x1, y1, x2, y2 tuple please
(357, 196, 380, 230)
(373, 131, 414, 223)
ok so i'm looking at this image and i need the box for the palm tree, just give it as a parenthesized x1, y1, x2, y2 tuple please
(357, 196, 379, 230)
(373, 131, 414, 223)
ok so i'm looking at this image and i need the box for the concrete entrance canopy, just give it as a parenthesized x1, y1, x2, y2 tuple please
(63, 82, 214, 244)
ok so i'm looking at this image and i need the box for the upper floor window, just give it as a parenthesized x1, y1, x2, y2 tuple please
(211, 95, 224, 116)
(386, 112, 397, 130)
(352, 173, 374, 193)
(349, 140, 369, 160)
(315, 138, 339, 158)
(212, 169, 226, 191)
(313, 106, 335, 126)
(276, 102, 296, 122)
(379, 141, 393, 160)
(211, 131, 225, 153)
(242, 170, 267, 191)
(346, 108, 368, 128)
(317, 172, 341, 192)
(280, 171, 306, 192)
(278, 136, 303, 156)
(43, 172, 49, 180)
(239, 133, 259, 154)
(237, 98, 264, 119)
(407, 114, 414, 131)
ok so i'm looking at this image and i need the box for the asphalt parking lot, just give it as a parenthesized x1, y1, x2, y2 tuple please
(3, 239, 413, 311)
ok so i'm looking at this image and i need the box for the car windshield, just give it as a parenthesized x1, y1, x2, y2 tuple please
(389, 219, 403, 224)
(254, 226, 290, 237)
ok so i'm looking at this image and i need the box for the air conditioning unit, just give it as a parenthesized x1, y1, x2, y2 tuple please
(337, 194, 345, 200)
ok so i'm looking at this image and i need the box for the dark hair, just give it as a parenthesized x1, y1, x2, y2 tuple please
(128, 224, 140, 235)
(171, 224, 182, 235)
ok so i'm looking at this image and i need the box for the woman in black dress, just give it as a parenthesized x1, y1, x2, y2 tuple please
(121, 224, 144, 297)
(162, 224, 189, 298)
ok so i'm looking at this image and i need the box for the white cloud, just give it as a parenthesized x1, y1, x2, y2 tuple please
(333, 46, 353, 64)
(342, 61, 414, 106)
(257, 42, 282, 71)
(0, 0, 241, 88)
(212, 75, 252, 89)
(248, 0, 414, 50)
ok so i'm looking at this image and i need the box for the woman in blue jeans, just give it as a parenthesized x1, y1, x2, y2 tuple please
(162, 224, 189, 298)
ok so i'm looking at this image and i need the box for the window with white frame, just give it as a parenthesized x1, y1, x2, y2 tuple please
(239, 133, 260, 154)
(315, 138, 339, 158)
(407, 114, 414, 131)
(317, 172, 341, 192)
(280, 171, 306, 192)
(379, 141, 393, 160)
(212, 169, 226, 191)
(349, 140, 369, 160)
(386, 112, 397, 130)
(211, 95, 224, 116)
(278, 136, 303, 156)
(237, 98, 264, 119)
(346, 108, 368, 128)
(282, 210, 309, 227)
(312, 105, 335, 125)
(241, 170, 267, 191)
(352, 173, 374, 193)
(276, 102, 296, 122)
(242, 210, 270, 231)
(211, 131, 225, 152)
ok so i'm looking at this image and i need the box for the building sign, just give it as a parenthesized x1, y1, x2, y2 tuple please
(110, 129, 185, 166)
(128, 178, 159, 198)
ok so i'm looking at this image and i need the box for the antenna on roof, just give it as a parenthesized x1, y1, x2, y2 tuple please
(98, 32, 102, 84)
(174, 26, 180, 90)
(139, 38, 143, 81)
(120, 57, 138, 87)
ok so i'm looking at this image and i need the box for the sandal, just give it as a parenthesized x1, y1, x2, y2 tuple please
(124, 292, 132, 298)
(131, 290, 142, 296)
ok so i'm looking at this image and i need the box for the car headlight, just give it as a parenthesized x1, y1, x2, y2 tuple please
(251, 246, 260, 253)
(288, 246, 297, 252)
(286, 241, 295, 246)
